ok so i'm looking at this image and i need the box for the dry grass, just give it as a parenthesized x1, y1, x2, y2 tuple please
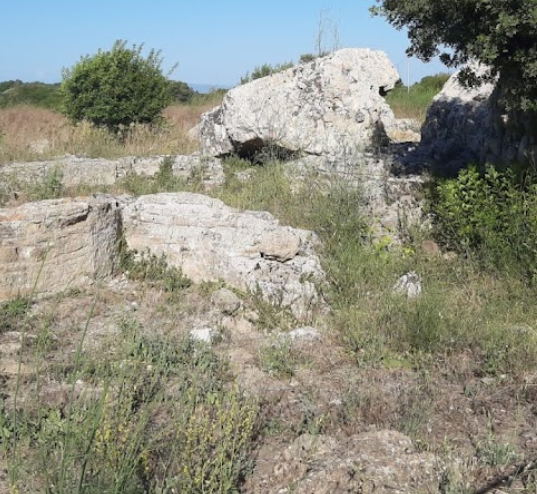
(0, 101, 220, 166)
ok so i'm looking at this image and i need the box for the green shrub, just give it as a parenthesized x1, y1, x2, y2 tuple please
(240, 61, 294, 85)
(0, 80, 22, 93)
(429, 165, 537, 279)
(119, 246, 191, 294)
(61, 40, 173, 130)
(189, 87, 227, 106)
(299, 53, 317, 64)
(418, 73, 450, 92)
(167, 79, 197, 103)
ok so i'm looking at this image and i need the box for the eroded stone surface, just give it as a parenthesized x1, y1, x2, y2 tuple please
(0, 196, 121, 300)
(0, 154, 224, 190)
(252, 430, 440, 494)
(122, 193, 325, 319)
(199, 48, 399, 158)
(420, 63, 537, 172)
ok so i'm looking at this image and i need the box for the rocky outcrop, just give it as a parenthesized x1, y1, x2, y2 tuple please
(0, 196, 121, 300)
(421, 64, 537, 172)
(285, 152, 425, 239)
(199, 48, 400, 158)
(0, 154, 223, 190)
(421, 65, 500, 171)
(122, 193, 324, 319)
(0, 193, 324, 318)
(253, 430, 440, 493)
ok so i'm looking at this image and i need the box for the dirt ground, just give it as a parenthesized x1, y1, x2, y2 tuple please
(2, 276, 537, 493)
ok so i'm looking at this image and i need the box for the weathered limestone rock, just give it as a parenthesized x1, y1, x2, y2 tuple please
(211, 287, 241, 315)
(384, 117, 421, 143)
(0, 196, 121, 301)
(199, 48, 399, 158)
(261, 430, 440, 493)
(122, 193, 324, 319)
(0, 154, 224, 190)
(421, 64, 537, 171)
(421, 64, 501, 171)
(393, 271, 422, 297)
(285, 152, 425, 241)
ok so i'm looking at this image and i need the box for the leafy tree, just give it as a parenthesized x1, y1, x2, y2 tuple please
(371, 0, 537, 113)
(60, 40, 173, 129)
(167, 80, 197, 103)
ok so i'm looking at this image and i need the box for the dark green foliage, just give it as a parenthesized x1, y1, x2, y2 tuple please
(240, 61, 294, 85)
(372, 0, 537, 114)
(167, 80, 197, 103)
(0, 297, 32, 333)
(429, 166, 537, 279)
(299, 53, 318, 64)
(0, 80, 22, 93)
(0, 81, 61, 110)
(60, 40, 173, 130)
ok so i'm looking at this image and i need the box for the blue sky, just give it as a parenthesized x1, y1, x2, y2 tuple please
(1, 0, 448, 88)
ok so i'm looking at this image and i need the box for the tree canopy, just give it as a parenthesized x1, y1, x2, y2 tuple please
(372, 0, 537, 113)
(61, 40, 173, 129)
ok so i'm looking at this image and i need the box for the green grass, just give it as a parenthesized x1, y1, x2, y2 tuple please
(213, 157, 537, 377)
(385, 73, 450, 122)
(385, 85, 439, 121)
(4, 146, 537, 491)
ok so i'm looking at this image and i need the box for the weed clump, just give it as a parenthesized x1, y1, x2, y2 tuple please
(0, 314, 258, 494)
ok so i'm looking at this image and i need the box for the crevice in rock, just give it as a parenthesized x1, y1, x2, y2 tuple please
(233, 138, 302, 164)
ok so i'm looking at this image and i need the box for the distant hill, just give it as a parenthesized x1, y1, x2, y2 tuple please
(0, 80, 61, 109)
(189, 83, 232, 94)
(0, 79, 230, 110)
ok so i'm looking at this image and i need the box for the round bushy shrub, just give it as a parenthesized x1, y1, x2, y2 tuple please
(60, 40, 173, 130)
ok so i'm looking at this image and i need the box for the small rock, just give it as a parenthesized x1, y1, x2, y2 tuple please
(235, 170, 253, 182)
(211, 288, 241, 315)
(393, 271, 422, 297)
(245, 310, 260, 323)
(421, 240, 440, 256)
(190, 327, 218, 344)
(288, 326, 322, 342)
(259, 229, 301, 262)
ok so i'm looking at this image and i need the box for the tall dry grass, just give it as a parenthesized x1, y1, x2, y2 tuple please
(0, 100, 221, 166)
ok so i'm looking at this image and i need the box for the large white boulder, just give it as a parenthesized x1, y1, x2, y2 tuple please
(199, 48, 400, 158)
